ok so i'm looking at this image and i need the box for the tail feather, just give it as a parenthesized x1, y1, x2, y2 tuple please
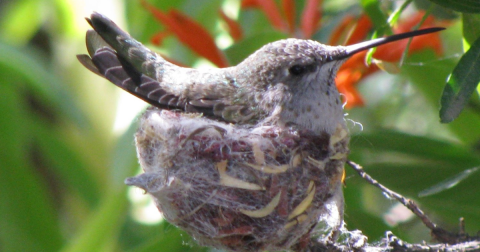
(76, 13, 187, 110)
(87, 12, 159, 76)
(85, 29, 109, 56)
(76, 54, 101, 76)
(77, 12, 241, 121)
(89, 45, 184, 109)
(93, 48, 132, 84)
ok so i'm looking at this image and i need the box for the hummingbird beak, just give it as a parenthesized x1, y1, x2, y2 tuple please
(331, 27, 445, 61)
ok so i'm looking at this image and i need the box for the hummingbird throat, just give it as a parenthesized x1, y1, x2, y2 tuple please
(279, 77, 344, 134)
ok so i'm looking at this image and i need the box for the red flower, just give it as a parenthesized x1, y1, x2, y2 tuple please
(332, 12, 444, 108)
(141, 0, 229, 67)
(241, 0, 322, 38)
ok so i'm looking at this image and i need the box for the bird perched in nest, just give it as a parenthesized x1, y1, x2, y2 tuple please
(78, 12, 443, 252)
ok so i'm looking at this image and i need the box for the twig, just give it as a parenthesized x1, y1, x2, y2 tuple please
(346, 160, 468, 244)
(385, 231, 480, 252)
(304, 160, 480, 251)
(307, 231, 480, 252)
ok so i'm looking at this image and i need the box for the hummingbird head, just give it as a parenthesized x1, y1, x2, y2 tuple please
(235, 28, 444, 134)
(235, 39, 347, 133)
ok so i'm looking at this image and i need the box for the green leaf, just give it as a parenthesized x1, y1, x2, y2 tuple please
(462, 13, 480, 46)
(439, 36, 480, 123)
(34, 120, 100, 206)
(360, 0, 392, 35)
(60, 189, 128, 252)
(428, 0, 480, 13)
(398, 49, 480, 144)
(53, 0, 77, 36)
(351, 129, 480, 166)
(0, 0, 42, 45)
(128, 223, 208, 252)
(110, 118, 142, 190)
(387, 0, 413, 25)
(0, 42, 89, 129)
(0, 82, 63, 252)
(360, 0, 393, 64)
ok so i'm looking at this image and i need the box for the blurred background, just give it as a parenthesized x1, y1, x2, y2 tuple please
(0, 0, 479, 251)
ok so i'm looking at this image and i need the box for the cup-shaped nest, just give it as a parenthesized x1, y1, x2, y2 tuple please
(126, 108, 349, 252)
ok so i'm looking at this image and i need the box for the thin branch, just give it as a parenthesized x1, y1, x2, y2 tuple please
(302, 160, 480, 251)
(346, 160, 478, 244)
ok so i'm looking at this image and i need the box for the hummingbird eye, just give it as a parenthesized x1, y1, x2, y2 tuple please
(288, 64, 317, 76)
(288, 65, 306, 76)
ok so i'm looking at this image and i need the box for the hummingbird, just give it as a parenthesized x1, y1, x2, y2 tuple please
(77, 12, 443, 135)
(78, 12, 444, 252)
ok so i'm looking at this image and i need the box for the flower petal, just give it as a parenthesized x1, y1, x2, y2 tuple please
(301, 0, 322, 38)
(328, 15, 355, 45)
(150, 31, 171, 45)
(142, 0, 229, 67)
(336, 69, 365, 108)
(219, 10, 243, 42)
(281, 0, 296, 33)
(374, 13, 443, 62)
(241, 0, 287, 31)
(345, 15, 373, 45)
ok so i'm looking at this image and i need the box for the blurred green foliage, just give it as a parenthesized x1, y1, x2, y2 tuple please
(0, 0, 479, 251)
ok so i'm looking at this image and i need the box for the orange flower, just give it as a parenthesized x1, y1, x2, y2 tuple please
(219, 10, 243, 42)
(281, 0, 296, 33)
(373, 15, 443, 61)
(241, 0, 322, 38)
(242, 0, 287, 31)
(141, 0, 229, 67)
(334, 12, 444, 108)
(300, 0, 322, 39)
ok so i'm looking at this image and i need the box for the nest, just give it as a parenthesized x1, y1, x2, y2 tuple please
(125, 108, 349, 252)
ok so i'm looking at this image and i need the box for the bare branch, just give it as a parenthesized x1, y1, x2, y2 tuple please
(309, 160, 480, 252)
